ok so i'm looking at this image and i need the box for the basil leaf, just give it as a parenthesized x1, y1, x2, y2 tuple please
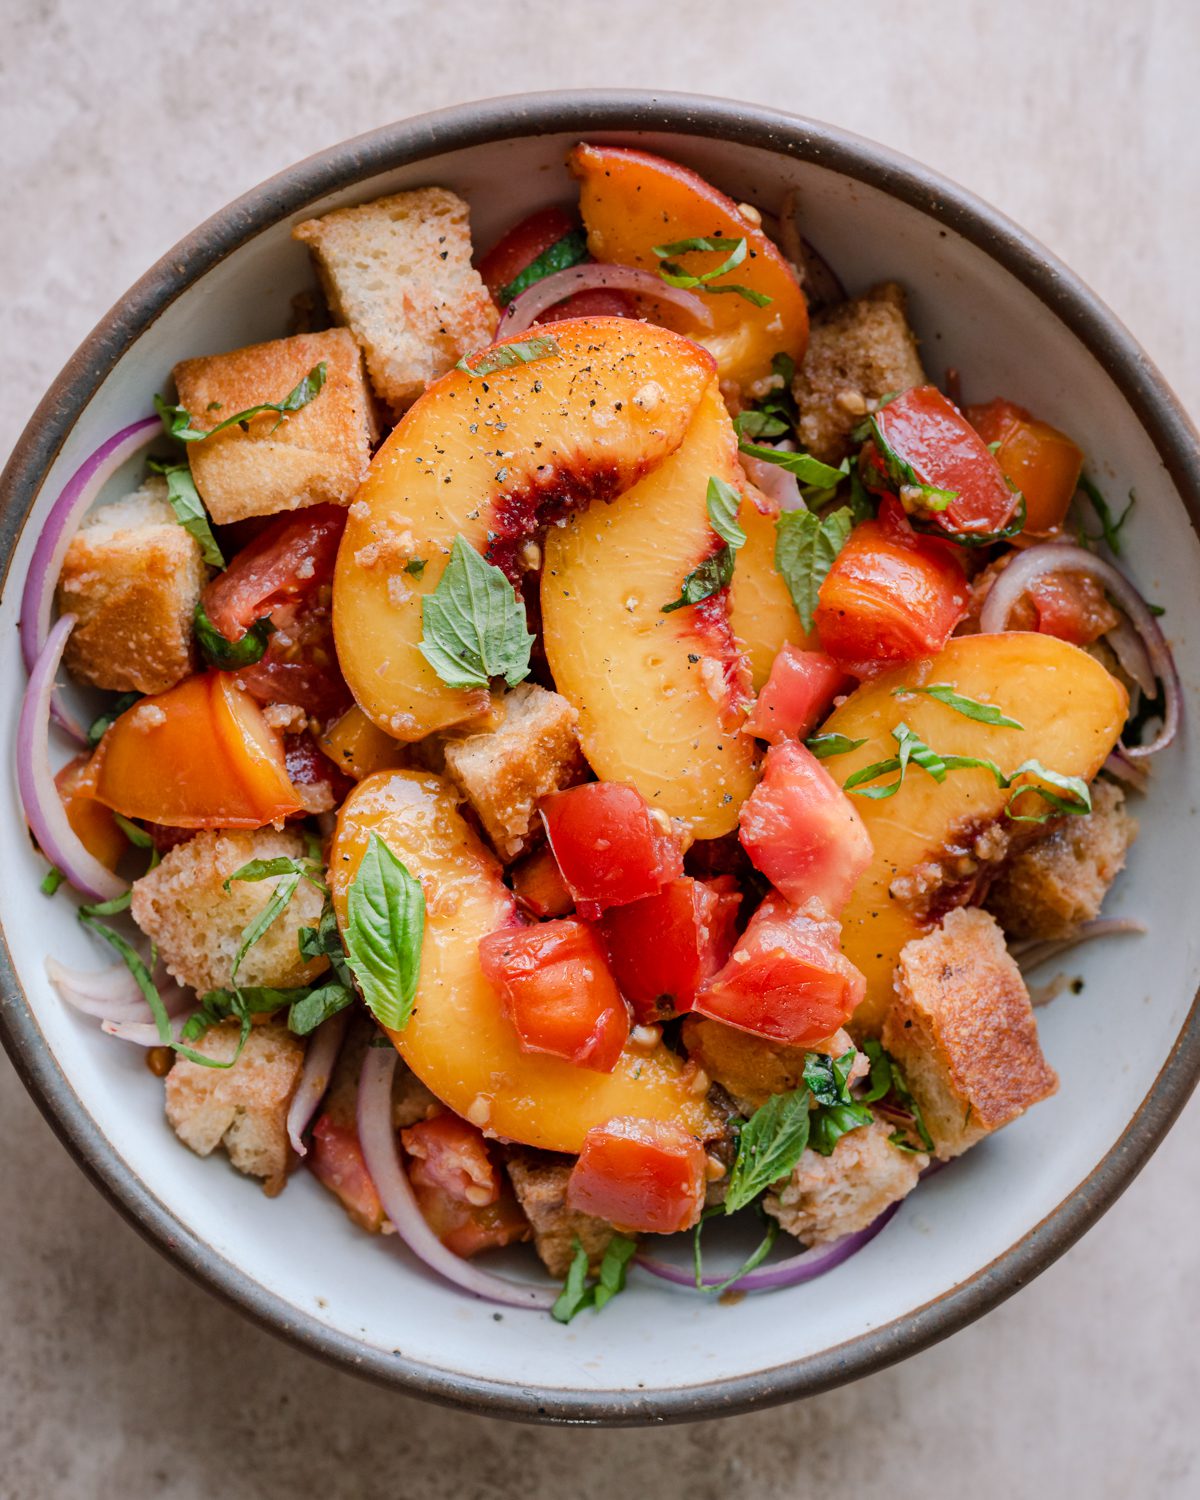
(404, 558, 426, 579)
(774, 506, 854, 633)
(652, 235, 772, 308)
(418, 535, 534, 690)
(737, 440, 846, 490)
(40, 868, 65, 896)
(232, 874, 301, 987)
(847, 466, 877, 524)
(552, 1239, 594, 1324)
(498, 228, 588, 305)
(193, 600, 273, 669)
(591, 1234, 638, 1312)
(146, 458, 225, 566)
(844, 724, 1008, 800)
(706, 475, 747, 551)
(733, 410, 789, 441)
(87, 693, 141, 747)
(809, 1099, 874, 1156)
(1005, 759, 1091, 823)
(224, 855, 325, 892)
(455, 336, 560, 378)
(298, 895, 354, 991)
(661, 546, 735, 613)
(112, 812, 154, 849)
(894, 683, 1024, 730)
(154, 362, 327, 443)
(803, 1048, 858, 1107)
(78, 890, 133, 918)
(804, 733, 867, 760)
(694, 1212, 780, 1296)
(724, 1089, 811, 1214)
(860, 1038, 893, 1103)
(1079, 476, 1134, 555)
(194, 985, 294, 1022)
(287, 980, 355, 1036)
(887, 1058, 934, 1152)
(344, 833, 425, 1032)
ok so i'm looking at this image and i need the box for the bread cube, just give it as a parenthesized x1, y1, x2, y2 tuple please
(765, 1117, 926, 1245)
(172, 327, 374, 525)
(293, 188, 498, 414)
(506, 1148, 616, 1278)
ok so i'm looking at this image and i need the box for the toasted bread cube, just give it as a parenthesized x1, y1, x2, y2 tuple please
(986, 781, 1137, 940)
(165, 1022, 303, 1191)
(793, 282, 926, 464)
(765, 1117, 925, 1245)
(130, 829, 328, 996)
(321, 1013, 438, 1134)
(56, 477, 206, 694)
(506, 1148, 616, 1278)
(442, 684, 583, 861)
(172, 327, 374, 525)
(883, 907, 1058, 1159)
(293, 188, 498, 414)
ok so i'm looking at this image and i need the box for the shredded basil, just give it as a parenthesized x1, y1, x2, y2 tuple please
(774, 506, 854, 633)
(112, 812, 154, 849)
(866, 411, 959, 516)
(1004, 759, 1091, 823)
(862, 1041, 934, 1153)
(404, 558, 427, 579)
(145, 457, 225, 566)
(1079, 476, 1135, 555)
(418, 535, 534, 690)
(804, 733, 868, 760)
(193, 600, 273, 669)
(737, 440, 845, 491)
(287, 980, 354, 1036)
(455, 336, 560, 378)
(552, 1239, 594, 1324)
(892, 683, 1024, 730)
(653, 236, 772, 307)
(223, 855, 325, 893)
(40, 868, 65, 896)
(87, 693, 141, 747)
(552, 1234, 637, 1322)
(343, 833, 425, 1032)
(498, 228, 588, 306)
(155, 362, 327, 443)
(693, 1208, 780, 1295)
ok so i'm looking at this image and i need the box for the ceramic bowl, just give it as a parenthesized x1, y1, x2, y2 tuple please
(2, 91, 1198, 1425)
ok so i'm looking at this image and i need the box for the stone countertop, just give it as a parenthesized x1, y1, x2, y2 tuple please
(2, 2, 1197, 1495)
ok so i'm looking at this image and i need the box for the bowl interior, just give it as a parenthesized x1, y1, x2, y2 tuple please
(2, 109, 1198, 1420)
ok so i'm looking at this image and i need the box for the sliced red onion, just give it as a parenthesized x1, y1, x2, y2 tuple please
(1104, 616, 1156, 697)
(19, 415, 160, 741)
(45, 956, 141, 1010)
(357, 1047, 556, 1311)
(101, 1011, 197, 1046)
(1014, 916, 1147, 976)
(978, 542, 1179, 757)
(287, 1009, 350, 1156)
(635, 1199, 900, 1294)
(740, 447, 804, 514)
(1103, 744, 1151, 790)
(497, 265, 713, 339)
(19, 616, 127, 903)
(777, 191, 845, 309)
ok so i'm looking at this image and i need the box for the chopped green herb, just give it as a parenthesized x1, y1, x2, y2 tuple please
(87, 693, 141, 747)
(418, 535, 533, 690)
(737, 440, 846, 491)
(113, 812, 154, 849)
(298, 895, 353, 991)
(844, 723, 1008, 801)
(155, 362, 327, 443)
(774, 505, 854, 633)
(661, 546, 735, 613)
(809, 1099, 874, 1156)
(860, 1040, 933, 1153)
(706, 475, 747, 551)
(1079, 476, 1135, 555)
(552, 1239, 594, 1324)
(455, 336, 560, 378)
(193, 600, 273, 669)
(78, 890, 133, 919)
(860, 1039, 894, 1104)
(803, 1048, 873, 1156)
(802, 1048, 857, 1107)
(725, 1089, 811, 1214)
(653, 235, 772, 307)
(146, 457, 225, 566)
(498, 228, 588, 305)
(893, 683, 1024, 730)
(847, 465, 877, 524)
(804, 733, 868, 760)
(592, 1234, 638, 1311)
(343, 833, 425, 1032)
(224, 855, 325, 893)
(693, 1210, 780, 1295)
(404, 558, 427, 579)
(40, 868, 65, 896)
(732, 409, 789, 441)
(286, 980, 355, 1036)
(1004, 759, 1091, 823)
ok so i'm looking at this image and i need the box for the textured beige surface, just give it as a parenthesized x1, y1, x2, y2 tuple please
(2, 0, 1199, 1494)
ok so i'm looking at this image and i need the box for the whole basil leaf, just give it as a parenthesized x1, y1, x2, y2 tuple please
(344, 834, 425, 1031)
(418, 535, 533, 690)
(774, 506, 853, 633)
(724, 1089, 811, 1214)
(146, 457, 225, 566)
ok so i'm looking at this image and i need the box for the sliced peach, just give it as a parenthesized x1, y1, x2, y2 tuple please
(333, 318, 716, 741)
(816, 633, 1128, 1034)
(318, 704, 406, 782)
(569, 143, 809, 392)
(728, 488, 814, 689)
(329, 769, 722, 1152)
(541, 383, 758, 837)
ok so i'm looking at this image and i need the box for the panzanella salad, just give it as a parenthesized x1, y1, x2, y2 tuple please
(20, 147, 1172, 1318)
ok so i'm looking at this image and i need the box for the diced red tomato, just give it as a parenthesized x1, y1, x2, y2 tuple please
(401, 1113, 529, 1259)
(601, 876, 742, 1023)
(510, 847, 575, 919)
(308, 1114, 384, 1233)
(1030, 571, 1120, 645)
(478, 918, 630, 1072)
(967, 398, 1084, 538)
(56, 756, 126, 870)
(284, 732, 354, 812)
(738, 741, 873, 916)
(540, 781, 684, 919)
(815, 515, 969, 674)
(743, 645, 849, 744)
(536, 288, 638, 322)
(693, 892, 866, 1048)
(477, 205, 578, 304)
(567, 1117, 707, 1234)
(866, 385, 1020, 537)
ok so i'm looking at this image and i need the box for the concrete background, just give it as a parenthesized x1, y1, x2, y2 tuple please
(3, 1, 1198, 1494)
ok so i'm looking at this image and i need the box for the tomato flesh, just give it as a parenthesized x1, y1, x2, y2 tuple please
(308, 1113, 384, 1233)
(693, 892, 866, 1047)
(966, 397, 1084, 537)
(478, 917, 630, 1073)
(601, 875, 742, 1023)
(743, 645, 848, 743)
(567, 1117, 707, 1234)
(401, 1113, 529, 1258)
(1030, 572, 1120, 645)
(511, 847, 575, 919)
(477, 205, 578, 303)
(540, 781, 683, 919)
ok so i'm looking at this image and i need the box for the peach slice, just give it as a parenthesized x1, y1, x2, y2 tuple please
(728, 487, 814, 689)
(333, 318, 716, 741)
(569, 143, 809, 392)
(815, 633, 1128, 1035)
(329, 768, 722, 1152)
(541, 383, 759, 837)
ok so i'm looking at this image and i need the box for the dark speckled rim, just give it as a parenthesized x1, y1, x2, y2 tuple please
(2, 91, 1198, 1426)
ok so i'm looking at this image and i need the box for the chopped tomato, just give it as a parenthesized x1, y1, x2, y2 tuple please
(601, 876, 742, 1023)
(477, 205, 578, 303)
(537, 287, 637, 322)
(55, 756, 126, 870)
(866, 386, 1019, 536)
(1030, 571, 1120, 645)
(309, 1114, 384, 1233)
(401, 1113, 529, 1259)
(693, 892, 866, 1048)
(738, 741, 873, 916)
(815, 515, 969, 674)
(284, 732, 355, 813)
(967, 398, 1084, 537)
(540, 781, 684, 919)
(567, 1117, 707, 1234)
(478, 918, 630, 1072)
(511, 847, 575, 919)
(743, 645, 849, 743)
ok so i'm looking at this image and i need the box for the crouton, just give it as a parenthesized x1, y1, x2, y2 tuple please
(293, 188, 498, 414)
(165, 1021, 304, 1191)
(883, 907, 1058, 1159)
(172, 327, 374, 525)
(986, 781, 1137, 940)
(793, 282, 926, 464)
(130, 829, 328, 996)
(441, 684, 583, 861)
(765, 1117, 925, 1245)
(56, 477, 206, 694)
(681, 1016, 866, 1113)
(506, 1148, 616, 1278)
(322, 1012, 438, 1133)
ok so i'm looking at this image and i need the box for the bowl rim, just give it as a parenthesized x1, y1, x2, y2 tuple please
(2, 88, 1199, 1426)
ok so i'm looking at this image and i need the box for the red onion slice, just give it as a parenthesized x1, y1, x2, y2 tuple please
(497, 265, 713, 339)
(1104, 616, 1156, 698)
(1103, 744, 1151, 790)
(102, 1012, 196, 1046)
(45, 956, 142, 1010)
(357, 1048, 556, 1311)
(287, 1009, 350, 1156)
(19, 616, 128, 903)
(978, 542, 1179, 757)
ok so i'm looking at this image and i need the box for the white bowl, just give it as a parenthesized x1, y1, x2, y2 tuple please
(2, 91, 1198, 1424)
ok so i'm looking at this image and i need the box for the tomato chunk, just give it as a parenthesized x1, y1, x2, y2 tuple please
(567, 1117, 707, 1234)
(401, 1113, 529, 1258)
(601, 876, 742, 1023)
(738, 741, 873, 916)
(540, 782, 684, 919)
(478, 917, 630, 1072)
(966, 398, 1083, 537)
(477, 205, 578, 304)
(693, 892, 866, 1047)
(56, 755, 126, 870)
(1029, 571, 1120, 645)
(511, 846, 575, 919)
(815, 516, 968, 675)
(309, 1113, 384, 1233)
(743, 645, 848, 744)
